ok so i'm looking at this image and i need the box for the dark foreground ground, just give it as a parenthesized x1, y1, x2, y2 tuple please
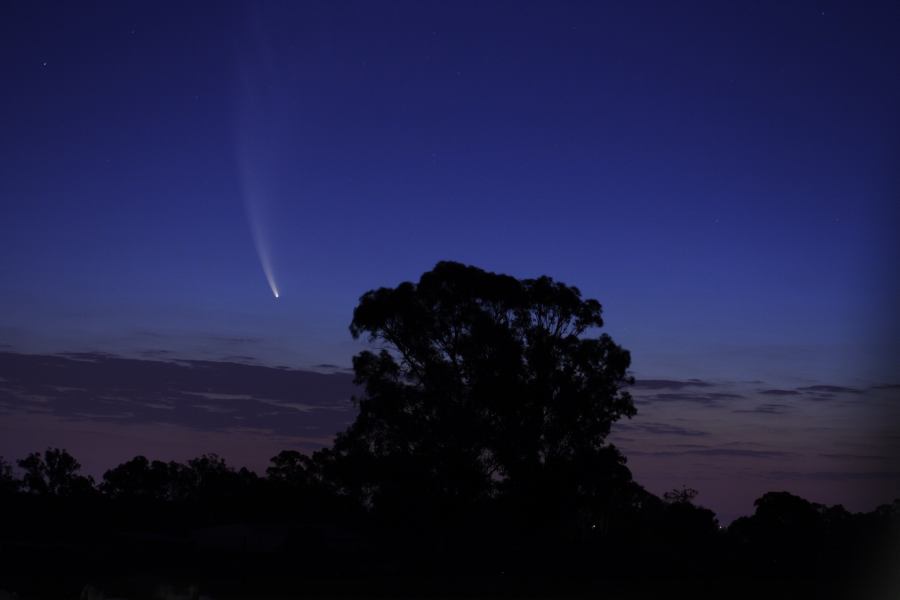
(3, 575, 900, 600)
(2, 528, 898, 600)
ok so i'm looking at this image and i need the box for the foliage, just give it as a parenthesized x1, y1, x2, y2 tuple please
(266, 450, 314, 488)
(16, 448, 95, 497)
(664, 485, 699, 504)
(315, 261, 637, 534)
(0, 456, 18, 495)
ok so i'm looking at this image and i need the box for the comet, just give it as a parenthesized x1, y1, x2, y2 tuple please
(236, 124, 281, 300)
(234, 13, 285, 301)
(244, 185, 280, 300)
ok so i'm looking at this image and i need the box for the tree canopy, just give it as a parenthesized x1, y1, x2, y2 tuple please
(315, 261, 637, 532)
(17, 448, 94, 497)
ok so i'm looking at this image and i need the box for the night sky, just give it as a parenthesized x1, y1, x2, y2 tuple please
(1, 1, 898, 523)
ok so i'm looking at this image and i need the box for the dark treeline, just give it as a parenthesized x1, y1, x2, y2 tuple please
(1, 263, 897, 599)
(0, 448, 897, 599)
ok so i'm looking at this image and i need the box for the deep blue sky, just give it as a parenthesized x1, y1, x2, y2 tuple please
(1, 1, 898, 519)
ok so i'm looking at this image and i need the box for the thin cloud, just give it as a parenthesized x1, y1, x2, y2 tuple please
(629, 448, 791, 459)
(638, 392, 742, 406)
(58, 351, 117, 362)
(616, 422, 709, 437)
(684, 448, 791, 458)
(138, 349, 174, 358)
(204, 335, 264, 345)
(220, 355, 258, 363)
(819, 453, 890, 461)
(0, 351, 358, 438)
(631, 378, 713, 390)
(768, 470, 900, 481)
(733, 403, 789, 415)
(759, 389, 802, 396)
(804, 394, 836, 402)
(796, 385, 861, 394)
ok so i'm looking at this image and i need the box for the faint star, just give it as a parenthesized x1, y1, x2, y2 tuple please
(41, 61, 47, 67)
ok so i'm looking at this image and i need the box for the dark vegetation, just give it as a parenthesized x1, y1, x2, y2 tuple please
(1, 262, 897, 599)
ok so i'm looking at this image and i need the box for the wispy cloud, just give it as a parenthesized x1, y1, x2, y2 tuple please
(733, 403, 790, 415)
(631, 378, 712, 390)
(616, 422, 709, 437)
(0, 351, 357, 439)
(819, 453, 891, 461)
(759, 389, 802, 396)
(796, 385, 861, 394)
(871, 383, 900, 391)
(636, 391, 742, 406)
(629, 447, 792, 459)
(138, 349, 174, 358)
(767, 470, 900, 481)
(313, 363, 354, 373)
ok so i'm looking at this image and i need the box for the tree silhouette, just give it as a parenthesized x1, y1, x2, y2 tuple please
(17, 448, 94, 497)
(315, 261, 637, 539)
(266, 450, 314, 488)
(0, 456, 17, 495)
(102, 455, 171, 501)
(664, 485, 700, 505)
(659, 486, 719, 554)
(727, 491, 833, 576)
